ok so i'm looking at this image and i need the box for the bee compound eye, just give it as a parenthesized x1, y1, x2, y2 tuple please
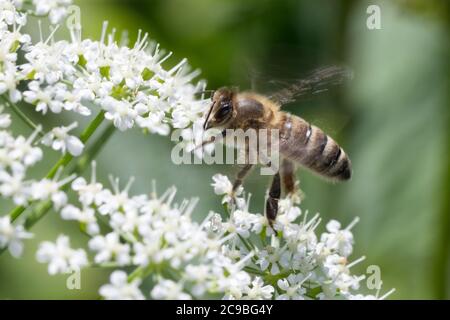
(215, 103, 231, 120)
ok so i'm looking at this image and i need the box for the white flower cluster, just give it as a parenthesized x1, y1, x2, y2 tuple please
(0, 107, 76, 255)
(31, 0, 73, 24)
(209, 174, 393, 300)
(32, 171, 393, 300)
(1, 0, 74, 26)
(1, 0, 208, 153)
(36, 234, 87, 274)
(41, 122, 84, 156)
(0, 107, 74, 204)
(0, 0, 207, 258)
(18, 25, 207, 132)
(0, 215, 32, 257)
(1, 0, 207, 130)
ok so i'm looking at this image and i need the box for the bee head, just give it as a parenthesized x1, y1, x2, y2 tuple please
(203, 87, 235, 130)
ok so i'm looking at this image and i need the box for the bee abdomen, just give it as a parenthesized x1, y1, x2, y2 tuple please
(280, 116, 352, 181)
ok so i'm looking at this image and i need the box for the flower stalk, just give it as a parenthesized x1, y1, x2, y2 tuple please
(8, 110, 106, 222)
(0, 95, 43, 137)
(0, 121, 116, 256)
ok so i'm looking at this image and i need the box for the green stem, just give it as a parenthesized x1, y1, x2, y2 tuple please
(224, 203, 259, 264)
(45, 110, 106, 179)
(24, 123, 115, 229)
(1, 123, 115, 256)
(24, 200, 52, 229)
(0, 95, 43, 137)
(243, 266, 265, 276)
(127, 261, 175, 284)
(8, 111, 106, 222)
(238, 234, 254, 252)
(128, 264, 155, 283)
(90, 262, 134, 268)
(73, 123, 115, 174)
(9, 205, 26, 222)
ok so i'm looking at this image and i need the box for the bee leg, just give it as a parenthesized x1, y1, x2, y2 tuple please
(231, 164, 254, 205)
(230, 140, 254, 203)
(281, 158, 296, 194)
(281, 158, 302, 203)
(266, 171, 281, 231)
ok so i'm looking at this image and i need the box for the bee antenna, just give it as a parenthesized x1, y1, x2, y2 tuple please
(196, 89, 215, 95)
(194, 130, 226, 151)
(203, 101, 216, 130)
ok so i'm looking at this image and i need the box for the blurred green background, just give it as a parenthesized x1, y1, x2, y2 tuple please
(0, 0, 448, 299)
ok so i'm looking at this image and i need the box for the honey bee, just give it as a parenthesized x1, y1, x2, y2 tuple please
(202, 66, 353, 227)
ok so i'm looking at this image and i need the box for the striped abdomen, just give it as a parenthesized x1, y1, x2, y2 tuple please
(278, 114, 351, 181)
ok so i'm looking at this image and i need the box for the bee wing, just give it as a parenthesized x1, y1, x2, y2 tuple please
(268, 66, 354, 106)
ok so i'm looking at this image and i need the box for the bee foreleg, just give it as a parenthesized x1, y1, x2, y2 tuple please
(228, 164, 253, 210)
(232, 164, 253, 194)
(265, 171, 281, 230)
(232, 140, 254, 195)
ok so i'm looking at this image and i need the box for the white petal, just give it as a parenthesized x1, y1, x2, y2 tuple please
(66, 136, 84, 156)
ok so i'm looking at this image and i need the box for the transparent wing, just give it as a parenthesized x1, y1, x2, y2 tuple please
(267, 66, 354, 106)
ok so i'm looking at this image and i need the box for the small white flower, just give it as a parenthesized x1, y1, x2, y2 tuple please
(8, 129, 43, 167)
(321, 218, 358, 257)
(36, 235, 88, 274)
(151, 278, 191, 300)
(32, 0, 72, 24)
(0, 216, 33, 258)
(132, 235, 163, 267)
(30, 175, 74, 210)
(0, 1, 27, 26)
(225, 209, 260, 238)
(0, 168, 28, 205)
(89, 232, 131, 265)
(211, 174, 233, 195)
(101, 97, 137, 131)
(276, 274, 310, 300)
(322, 254, 348, 278)
(23, 81, 62, 114)
(136, 110, 170, 135)
(215, 256, 252, 300)
(0, 65, 22, 102)
(110, 208, 150, 234)
(242, 277, 274, 300)
(184, 264, 211, 297)
(255, 238, 290, 275)
(204, 212, 224, 234)
(71, 163, 104, 206)
(54, 84, 91, 116)
(0, 111, 11, 128)
(95, 176, 135, 216)
(41, 122, 84, 156)
(61, 204, 99, 235)
(99, 271, 144, 300)
(211, 173, 243, 206)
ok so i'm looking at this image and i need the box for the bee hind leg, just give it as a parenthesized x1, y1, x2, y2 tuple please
(281, 159, 296, 194)
(265, 171, 281, 231)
